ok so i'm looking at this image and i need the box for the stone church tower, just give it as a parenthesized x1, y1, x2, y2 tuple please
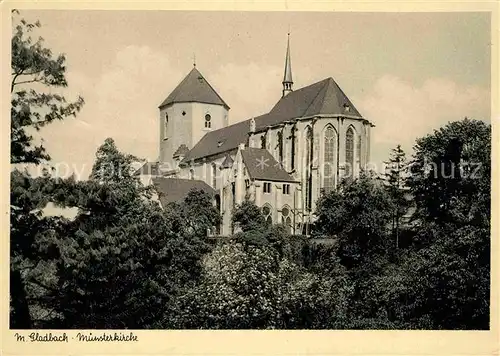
(158, 65, 230, 170)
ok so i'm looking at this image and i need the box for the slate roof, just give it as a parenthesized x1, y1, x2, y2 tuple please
(159, 67, 229, 109)
(241, 148, 296, 183)
(255, 77, 363, 130)
(134, 161, 160, 176)
(152, 177, 216, 205)
(182, 77, 365, 162)
(181, 119, 250, 163)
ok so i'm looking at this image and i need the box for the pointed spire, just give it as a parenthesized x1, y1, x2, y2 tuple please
(282, 32, 293, 97)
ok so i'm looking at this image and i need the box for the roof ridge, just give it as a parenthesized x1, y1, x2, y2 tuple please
(329, 77, 363, 117)
(316, 77, 337, 114)
(302, 78, 331, 117)
(170, 67, 199, 103)
(198, 70, 230, 109)
(159, 67, 229, 109)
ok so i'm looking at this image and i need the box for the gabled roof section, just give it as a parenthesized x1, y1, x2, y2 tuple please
(159, 67, 229, 109)
(255, 77, 363, 130)
(241, 148, 296, 183)
(181, 119, 250, 162)
(152, 177, 216, 205)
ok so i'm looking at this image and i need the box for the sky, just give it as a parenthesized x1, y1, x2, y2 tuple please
(15, 10, 491, 179)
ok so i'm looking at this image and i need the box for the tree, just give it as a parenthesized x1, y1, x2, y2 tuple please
(232, 198, 267, 232)
(315, 172, 393, 268)
(181, 189, 221, 237)
(407, 118, 490, 228)
(10, 11, 85, 328)
(11, 11, 84, 164)
(384, 145, 409, 248)
(10, 138, 213, 328)
(169, 241, 352, 329)
(401, 118, 491, 329)
(164, 188, 221, 237)
(31, 140, 207, 328)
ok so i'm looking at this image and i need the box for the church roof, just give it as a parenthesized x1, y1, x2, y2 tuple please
(181, 119, 250, 163)
(256, 77, 363, 129)
(152, 177, 216, 205)
(159, 67, 229, 109)
(182, 77, 365, 162)
(241, 148, 296, 183)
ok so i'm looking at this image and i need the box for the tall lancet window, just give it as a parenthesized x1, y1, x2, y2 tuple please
(345, 127, 355, 180)
(261, 134, 267, 149)
(323, 126, 336, 193)
(305, 127, 313, 211)
(357, 134, 362, 171)
(290, 125, 296, 170)
(211, 163, 217, 188)
(277, 131, 284, 164)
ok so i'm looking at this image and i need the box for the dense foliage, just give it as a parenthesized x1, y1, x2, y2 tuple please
(10, 12, 490, 330)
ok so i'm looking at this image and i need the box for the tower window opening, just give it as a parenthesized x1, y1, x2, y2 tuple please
(205, 114, 211, 128)
(164, 113, 169, 139)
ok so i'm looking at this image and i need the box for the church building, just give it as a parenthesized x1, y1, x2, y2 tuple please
(136, 35, 374, 235)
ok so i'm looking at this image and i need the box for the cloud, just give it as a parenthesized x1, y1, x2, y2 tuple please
(355, 75, 490, 162)
(211, 62, 283, 123)
(34, 45, 184, 179)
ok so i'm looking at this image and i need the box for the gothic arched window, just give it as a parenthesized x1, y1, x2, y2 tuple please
(262, 204, 272, 225)
(261, 134, 267, 149)
(345, 127, 355, 180)
(304, 126, 313, 211)
(211, 163, 217, 188)
(277, 131, 284, 164)
(281, 206, 292, 233)
(291, 126, 297, 170)
(205, 114, 211, 128)
(357, 134, 362, 171)
(323, 126, 336, 193)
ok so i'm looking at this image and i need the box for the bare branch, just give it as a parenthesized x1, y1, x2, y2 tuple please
(12, 78, 43, 87)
